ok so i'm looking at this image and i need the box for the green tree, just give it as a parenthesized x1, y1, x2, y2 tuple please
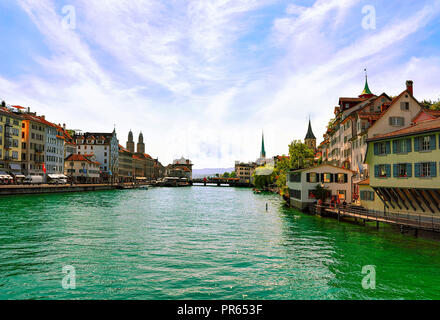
(254, 174, 272, 190)
(230, 171, 236, 178)
(272, 141, 315, 196)
(288, 140, 315, 170)
(421, 98, 440, 110)
(223, 172, 230, 178)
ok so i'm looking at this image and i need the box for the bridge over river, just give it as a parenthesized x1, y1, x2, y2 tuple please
(191, 177, 252, 187)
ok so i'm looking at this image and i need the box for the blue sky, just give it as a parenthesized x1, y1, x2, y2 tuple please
(1, 0, 440, 168)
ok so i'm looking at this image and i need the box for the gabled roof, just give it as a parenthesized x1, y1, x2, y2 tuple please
(65, 154, 101, 165)
(365, 89, 421, 133)
(357, 178, 370, 186)
(367, 117, 440, 142)
(412, 109, 438, 124)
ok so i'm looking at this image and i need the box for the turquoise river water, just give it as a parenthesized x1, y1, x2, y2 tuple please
(1, 187, 440, 300)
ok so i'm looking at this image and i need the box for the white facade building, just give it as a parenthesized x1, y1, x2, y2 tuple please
(287, 164, 355, 210)
(74, 130, 119, 177)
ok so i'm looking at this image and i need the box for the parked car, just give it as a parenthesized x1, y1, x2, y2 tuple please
(23, 176, 44, 185)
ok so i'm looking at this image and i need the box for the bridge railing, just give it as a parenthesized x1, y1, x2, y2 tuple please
(309, 203, 440, 231)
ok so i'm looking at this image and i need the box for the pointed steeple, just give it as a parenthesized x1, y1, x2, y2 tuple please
(305, 119, 316, 140)
(359, 69, 374, 98)
(260, 132, 266, 158)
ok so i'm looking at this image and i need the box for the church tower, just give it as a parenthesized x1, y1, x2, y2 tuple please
(260, 132, 266, 159)
(304, 119, 316, 150)
(137, 132, 145, 154)
(127, 130, 135, 153)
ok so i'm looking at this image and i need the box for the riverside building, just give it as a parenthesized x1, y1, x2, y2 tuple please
(75, 130, 119, 181)
(0, 103, 23, 177)
(319, 77, 424, 201)
(360, 117, 440, 215)
(287, 164, 355, 210)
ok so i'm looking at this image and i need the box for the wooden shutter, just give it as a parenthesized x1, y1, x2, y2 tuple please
(430, 135, 437, 150)
(414, 137, 420, 152)
(415, 163, 421, 177)
(406, 139, 412, 153)
(374, 165, 379, 178)
(406, 163, 412, 177)
(344, 174, 348, 183)
(386, 141, 391, 154)
(430, 162, 437, 177)
(306, 173, 310, 182)
(374, 143, 379, 155)
(386, 164, 391, 178)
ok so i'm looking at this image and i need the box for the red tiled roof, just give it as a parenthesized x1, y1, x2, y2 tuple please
(357, 178, 370, 186)
(65, 154, 101, 165)
(339, 97, 367, 103)
(426, 109, 440, 117)
(368, 117, 440, 142)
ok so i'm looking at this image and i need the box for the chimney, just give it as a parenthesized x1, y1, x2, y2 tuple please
(63, 123, 66, 130)
(406, 80, 414, 96)
(41, 115, 45, 120)
(1, 101, 5, 108)
(27, 107, 30, 113)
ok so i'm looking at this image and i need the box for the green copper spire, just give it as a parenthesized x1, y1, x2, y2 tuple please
(260, 132, 266, 158)
(361, 75, 373, 96)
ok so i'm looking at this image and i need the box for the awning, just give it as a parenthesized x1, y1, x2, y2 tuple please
(14, 175, 26, 179)
(47, 174, 68, 179)
(136, 177, 147, 180)
(9, 164, 21, 171)
(0, 175, 13, 179)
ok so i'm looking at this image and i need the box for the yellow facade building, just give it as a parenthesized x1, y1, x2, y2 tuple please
(360, 117, 440, 215)
(0, 106, 23, 175)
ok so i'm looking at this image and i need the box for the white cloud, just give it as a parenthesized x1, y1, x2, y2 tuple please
(2, 0, 440, 168)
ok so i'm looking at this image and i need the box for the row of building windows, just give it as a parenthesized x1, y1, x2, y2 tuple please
(374, 162, 438, 178)
(31, 132, 44, 141)
(289, 172, 349, 183)
(0, 150, 19, 159)
(46, 155, 64, 163)
(374, 134, 438, 156)
(0, 117, 20, 125)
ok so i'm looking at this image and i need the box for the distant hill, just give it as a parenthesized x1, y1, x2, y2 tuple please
(192, 168, 234, 178)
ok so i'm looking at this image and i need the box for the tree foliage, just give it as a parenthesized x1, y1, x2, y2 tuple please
(272, 140, 315, 196)
(421, 99, 440, 110)
(288, 140, 315, 170)
(254, 174, 272, 190)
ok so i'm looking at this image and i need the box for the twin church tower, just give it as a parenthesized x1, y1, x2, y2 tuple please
(126, 130, 145, 154)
